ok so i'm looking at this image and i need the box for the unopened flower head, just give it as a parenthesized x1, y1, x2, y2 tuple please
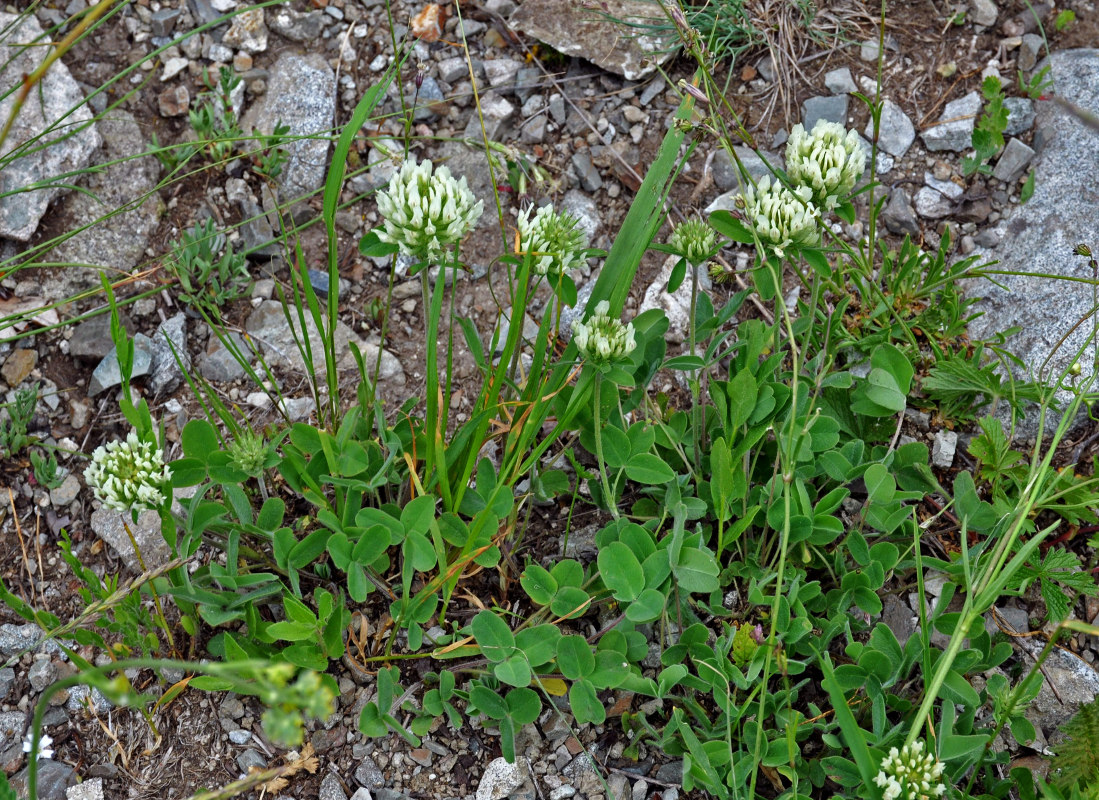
(572, 301, 637, 365)
(670, 218, 717, 266)
(872, 740, 946, 800)
(785, 120, 867, 210)
(516, 204, 589, 276)
(85, 430, 171, 512)
(23, 732, 53, 761)
(740, 176, 820, 258)
(375, 158, 483, 263)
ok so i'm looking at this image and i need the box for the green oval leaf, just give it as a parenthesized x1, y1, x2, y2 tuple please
(506, 687, 541, 725)
(520, 564, 558, 606)
(557, 635, 596, 680)
(495, 654, 532, 688)
(182, 419, 218, 462)
(597, 542, 644, 602)
(471, 610, 515, 663)
(568, 678, 606, 725)
(550, 586, 591, 620)
(623, 454, 675, 485)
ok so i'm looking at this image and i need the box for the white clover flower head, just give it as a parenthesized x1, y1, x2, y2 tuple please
(670, 218, 718, 266)
(873, 740, 946, 800)
(572, 301, 637, 365)
(85, 430, 172, 513)
(23, 732, 53, 761)
(375, 158, 484, 263)
(741, 176, 820, 258)
(516, 204, 589, 276)
(785, 119, 867, 210)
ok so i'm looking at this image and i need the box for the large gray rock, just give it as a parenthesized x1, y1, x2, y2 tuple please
(40, 110, 160, 297)
(0, 13, 100, 241)
(509, 0, 677, 80)
(245, 300, 404, 384)
(245, 53, 335, 204)
(964, 50, 1099, 438)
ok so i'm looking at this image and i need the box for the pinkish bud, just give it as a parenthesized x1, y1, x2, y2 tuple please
(678, 79, 709, 104)
(751, 624, 764, 644)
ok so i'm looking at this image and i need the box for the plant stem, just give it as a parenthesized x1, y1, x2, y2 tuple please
(592, 374, 618, 519)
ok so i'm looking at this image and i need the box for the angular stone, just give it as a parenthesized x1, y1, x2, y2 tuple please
(519, 114, 547, 143)
(244, 53, 335, 203)
(483, 59, 522, 92)
(149, 7, 181, 37)
(914, 187, 953, 218)
(39, 111, 160, 297)
(69, 314, 134, 361)
(223, 7, 268, 53)
(410, 76, 445, 121)
(867, 99, 915, 157)
(244, 300, 403, 384)
(320, 773, 348, 800)
(50, 474, 81, 508)
(66, 777, 104, 800)
(991, 137, 1034, 183)
(639, 255, 712, 344)
(354, 755, 384, 788)
(710, 146, 774, 193)
(88, 333, 153, 397)
(571, 151, 601, 192)
(824, 66, 856, 94)
(1004, 97, 1036, 135)
(160, 57, 189, 82)
(91, 506, 171, 571)
(1018, 32, 1043, 71)
(10, 758, 76, 800)
(881, 187, 920, 236)
(510, 0, 677, 80)
(267, 7, 327, 41)
(158, 85, 190, 117)
(476, 757, 528, 800)
(236, 749, 266, 773)
(438, 56, 467, 83)
(0, 13, 100, 241)
(920, 90, 981, 152)
(931, 429, 958, 467)
(463, 91, 515, 140)
(970, 0, 998, 27)
(561, 190, 601, 242)
(801, 94, 848, 129)
(146, 313, 189, 395)
(1, 349, 36, 386)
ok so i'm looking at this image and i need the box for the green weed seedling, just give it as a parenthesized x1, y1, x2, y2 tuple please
(167, 218, 252, 314)
(963, 75, 1009, 176)
(0, 382, 37, 458)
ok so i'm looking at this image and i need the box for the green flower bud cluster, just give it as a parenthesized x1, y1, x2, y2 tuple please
(670, 218, 717, 266)
(516, 204, 589, 276)
(572, 301, 637, 365)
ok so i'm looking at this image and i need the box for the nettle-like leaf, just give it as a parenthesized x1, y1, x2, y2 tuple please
(1019, 548, 1099, 622)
